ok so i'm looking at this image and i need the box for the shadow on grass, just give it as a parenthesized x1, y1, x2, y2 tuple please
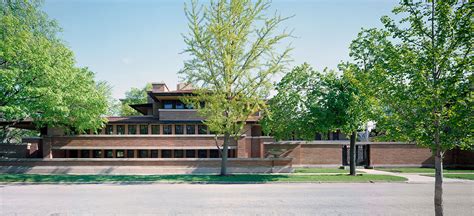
(0, 174, 289, 184)
(0, 173, 407, 184)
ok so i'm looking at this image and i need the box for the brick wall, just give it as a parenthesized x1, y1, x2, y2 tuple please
(158, 110, 204, 121)
(0, 158, 293, 174)
(0, 144, 29, 158)
(264, 142, 474, 167)
(46, 136, 238, 148)
(299, 144, 342, 165)
(444, 148, 474, 167)
(264, 144, 301, 164)
(369, 144, 434, 166)
(264, 144, 342, 165)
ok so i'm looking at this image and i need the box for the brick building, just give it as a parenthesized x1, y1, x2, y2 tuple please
(38, 83, 270, 160)
(1, 82, 473, 172)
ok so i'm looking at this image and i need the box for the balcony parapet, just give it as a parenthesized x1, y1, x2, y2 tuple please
(158, 109, 204, 121)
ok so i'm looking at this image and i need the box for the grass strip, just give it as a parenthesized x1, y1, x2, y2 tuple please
(422, 174, 474, 180)
(0, 174, 406, 183)
(376, 167, 474, 173)
(294, 168, 365, 174)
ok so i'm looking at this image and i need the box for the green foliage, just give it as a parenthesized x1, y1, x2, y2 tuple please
(261, 63, 320, 140)
(119, 83, 151, 116)
(180, 0, 292, 139)
(0, 126, 39, 144)
(0, 0, 108, 134)
(262, 63, 375, 140)
(350, 0, 473, 152)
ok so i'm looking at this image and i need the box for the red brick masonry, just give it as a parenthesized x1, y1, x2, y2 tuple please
(0, 158, 293, 174)
(264, 141, 474, 168)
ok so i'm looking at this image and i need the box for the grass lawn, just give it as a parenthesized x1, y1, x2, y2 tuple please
(294, 168, 364, 174)
(0, 174, 406, 183)
(423, 174, 474, 180)
(376, 167, 474, 173)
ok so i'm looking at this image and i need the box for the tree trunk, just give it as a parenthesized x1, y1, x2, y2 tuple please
(220, 132, 230, 176)
(349, 131, 357, 176)
(434, 147, 444, 216)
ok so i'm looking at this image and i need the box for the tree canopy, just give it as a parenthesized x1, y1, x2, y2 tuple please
(180, 0, 292, 175)
(262, 63, 375, 175)
(118, 83, 152, 116)
(0, 0, 108, 137)
(349, 1, 472, 214)
(350, 0, 473, 152)
(262, 63, 374, 140)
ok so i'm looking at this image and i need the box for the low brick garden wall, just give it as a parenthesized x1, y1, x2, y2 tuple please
(0, 158, 293, 174)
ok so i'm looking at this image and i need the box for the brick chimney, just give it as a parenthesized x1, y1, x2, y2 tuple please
(151, 83, 169, 92)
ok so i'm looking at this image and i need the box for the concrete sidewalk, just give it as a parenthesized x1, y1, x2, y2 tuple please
(358, 169, 473, 183)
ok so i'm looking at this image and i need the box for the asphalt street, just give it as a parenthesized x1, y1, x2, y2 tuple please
(1, 182, 473, 216)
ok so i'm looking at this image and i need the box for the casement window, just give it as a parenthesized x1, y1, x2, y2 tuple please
(151, 150, 159, 158)
(106, 125, 113, 135)
(151, 125, 160, 134)
(93, 150, 102, 158)
(116, 150, 125, 158)
(161, 150, 172, 158)
(126, 150, 135, 158)
(176, 101, 185, 109)
(140, 125, 148, 135)
(81, 150, 90, 158)
(185, 150, 196, 158)
(105, 150, 114, 158)
(209, 150, 220, 158)
(116, 125, 125, 135)
(174, 150, 184, 158)
(69, 150, 78, 158)
(163, 125, 172, 134)
(175, 125, 184, 134)
(163, 101, 173, 109)
(198, 150, 207, 158)
(186, 125, 196, 134)
(198, 125, 207, 134)
(138, 150, 149, 158)
(128, 125, 137, 134)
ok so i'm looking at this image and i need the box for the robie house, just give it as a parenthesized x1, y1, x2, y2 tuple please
(45, 83, 262, 160)
(1, 82, 473, 174)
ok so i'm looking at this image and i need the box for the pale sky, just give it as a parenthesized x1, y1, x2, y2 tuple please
(43, 0, 399, 99)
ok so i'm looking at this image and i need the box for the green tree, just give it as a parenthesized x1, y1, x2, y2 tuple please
(180, 0, 292, 175)
(262, 63, 375, 175)
(119, 83, 152, 116)
(0, 0, 108, 137)
(350, 1, 473, 215)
